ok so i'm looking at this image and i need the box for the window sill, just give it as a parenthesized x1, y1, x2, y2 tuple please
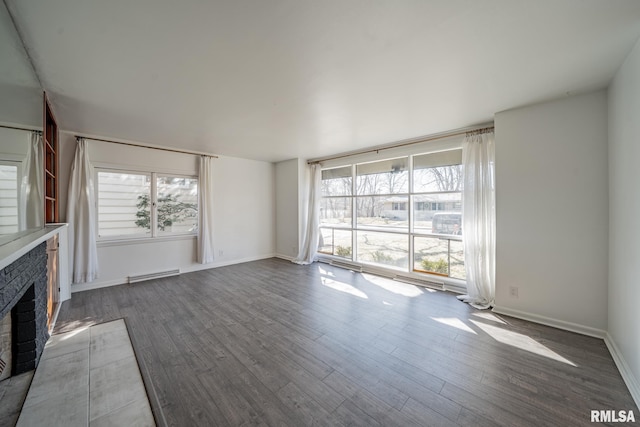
(97, 233, 196, 248)
(317, 253, 467, 293)
(412, 232, 463, 241)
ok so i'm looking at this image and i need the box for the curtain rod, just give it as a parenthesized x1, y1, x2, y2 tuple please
(0, 124, 42, 134)
(308, 125, 494, 164)
(75, 135, 218, 158)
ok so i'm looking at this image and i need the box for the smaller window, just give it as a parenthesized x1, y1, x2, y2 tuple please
(0, 163, 19, 234)
(97, 170, 198, 240)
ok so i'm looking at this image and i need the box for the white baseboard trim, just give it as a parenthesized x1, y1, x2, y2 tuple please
(71, 278, 127, 293)
(181, 253, 276, 273)
(604, 333, 640, 409)
(71, 253, 277, 293)
(275, 254, 295, 261)
(491, 305, 607, 339)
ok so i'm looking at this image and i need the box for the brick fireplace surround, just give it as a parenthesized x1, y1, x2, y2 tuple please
(0, 242, 49, 377)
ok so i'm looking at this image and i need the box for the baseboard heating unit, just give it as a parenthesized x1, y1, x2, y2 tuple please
(128, 269, 180, 284)
(329, 259, 363, 272)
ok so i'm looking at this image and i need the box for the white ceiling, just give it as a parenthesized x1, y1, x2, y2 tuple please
(7, 0, 640, 162)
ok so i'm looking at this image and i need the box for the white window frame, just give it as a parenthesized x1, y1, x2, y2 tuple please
(0, 160, 22, 233)
(95, 168, 198, 242)
(318, 139, 466, 285)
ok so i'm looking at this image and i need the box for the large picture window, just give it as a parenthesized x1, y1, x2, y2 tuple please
(319, 148, 465, 280)
(97, 170, 198, 239)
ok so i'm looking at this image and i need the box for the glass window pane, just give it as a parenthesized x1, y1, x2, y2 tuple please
(413, 193, 462, 234)
(318, 228, 353, 259)
(333, 229, 352, 259)
(0, 164, 19, 234)
(450, 239, 466, 280)
(413, 164, 463, 193)
(322, 166, 352, 196)
(318, 228, 333, 254)
(356, 231, 408, 270)
(98, 171, 151, 237)
(320, 197, 352, 227)
(414, 236, 449, 275)
(157, 176, 198, 234)
(356, 158, 408, 195)
(356, 196, 408, 231)
(413, 149, 462, 169)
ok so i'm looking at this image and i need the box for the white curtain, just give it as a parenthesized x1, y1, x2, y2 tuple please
(20, 131, 43, 229)
(67, 138, 99, 283)
(198, 155, 215, 264)
(293, 163, 321, 265)
(457, 130, 496, 309)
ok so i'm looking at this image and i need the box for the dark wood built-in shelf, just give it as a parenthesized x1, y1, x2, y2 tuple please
(44, 93, 59, 223)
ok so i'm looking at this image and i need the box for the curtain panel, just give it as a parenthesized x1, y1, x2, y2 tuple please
(458, 130, 496, 309)
(198, 155, 215, 264)
(20, 131, 43, 229)
(293, 163, 321, 265)
(67, 138, 99, 283)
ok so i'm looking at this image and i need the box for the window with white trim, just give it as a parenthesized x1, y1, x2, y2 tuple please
(0, 162, 20, 234)
(96, 170, 198, 239)
(319, 148, 465, 280)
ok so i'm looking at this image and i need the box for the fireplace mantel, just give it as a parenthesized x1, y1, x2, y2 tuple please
(0, 224, 70, 303)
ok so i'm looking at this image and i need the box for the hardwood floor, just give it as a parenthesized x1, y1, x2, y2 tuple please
(55, 258, 638, 426)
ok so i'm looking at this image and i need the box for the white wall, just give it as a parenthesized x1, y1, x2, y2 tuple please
(211, 156, 275, 264)
(494, 90, 609, 334)
(58, 131, 276, 289)
(608, 37, 640, 405)
(0, 127, 30, 158)
(275, 158, 301, 259)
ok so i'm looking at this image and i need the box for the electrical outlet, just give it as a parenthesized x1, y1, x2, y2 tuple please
(509, 286, 519, 298)
(218, 249, 224, 256)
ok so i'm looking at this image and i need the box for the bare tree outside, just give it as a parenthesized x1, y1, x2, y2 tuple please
(414, 165, 462, 193)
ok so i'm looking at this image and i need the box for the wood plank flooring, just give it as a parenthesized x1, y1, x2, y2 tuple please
(53, 258, 638, 426)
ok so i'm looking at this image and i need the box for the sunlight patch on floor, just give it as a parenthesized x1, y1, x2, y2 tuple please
(321, 277, 368, 299)
(58, 325, 90, 341)
(363, 273, 424, 297)
(431, 317, 477, 334)
(318, 267, 336, 277)
(471, 311, 507, 324)
(470, 320, 577, 367)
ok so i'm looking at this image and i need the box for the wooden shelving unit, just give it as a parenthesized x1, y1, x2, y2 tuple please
(44, 93, 58, 223)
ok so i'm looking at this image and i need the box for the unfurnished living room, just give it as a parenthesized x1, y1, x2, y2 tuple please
(1, 0, 640, 426)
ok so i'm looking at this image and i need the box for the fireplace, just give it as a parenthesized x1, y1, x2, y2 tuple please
(0, 242, 49, 379)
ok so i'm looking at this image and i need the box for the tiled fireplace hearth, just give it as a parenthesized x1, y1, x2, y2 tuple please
(0, 243, 49, 379)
